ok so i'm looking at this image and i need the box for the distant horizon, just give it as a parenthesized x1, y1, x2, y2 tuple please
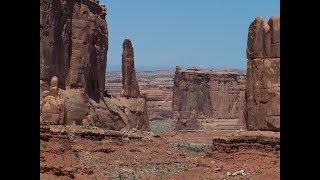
(106, 63, 246, 72)
(102, 0, 280, 70)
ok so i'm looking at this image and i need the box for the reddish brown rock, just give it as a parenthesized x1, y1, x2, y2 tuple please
(269, 16, 280, 57)
(40, 1, 148, 131)
(244, 16, 280, 131)
(40, 76, 66, 125)
(82, 114, 94, 128)
(40, 0, 108, 98)
(263, 21, 272, 57)
(121, 39, 141, 98)
(246, 16, 265, 59)
(246, 16, 280, 59)
(210, 131, 280, 154)
(172, 69, 245, 131)
(89, 96, 149, 131)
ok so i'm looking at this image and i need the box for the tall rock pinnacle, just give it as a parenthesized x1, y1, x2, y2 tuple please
(121, 39, 141, 98)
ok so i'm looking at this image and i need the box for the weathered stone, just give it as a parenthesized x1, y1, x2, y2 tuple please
(246, 16, 280, 59)
(60, 89, 90, 125)
(268, 16, 280, 57)
(121, 39, 141, 98)
(49, 87, 59, 97)
(263, 22, 272, 57)
(244, 16, 280, 131)
(82, 114, 94, 128)
(40, 0, 108, 98)
(247, 16, 265, 59)
(40, 76, 66, 125)
(244, 58, 280, 131)
(90, 97, 149, 131)
(40, 1, 148, 131)
(173, 70, 245, 131)
(101, 5, 106, 13)
(41, 90, 49, 99)
(176, 65, 181, 71)
(50, 76, 58, 88)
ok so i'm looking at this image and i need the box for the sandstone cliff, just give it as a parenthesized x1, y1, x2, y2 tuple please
(40, 0, 149, 131)
(173, 67, 245, 130)
(40, 0, 108, 99)
(244, 16, 280, 131)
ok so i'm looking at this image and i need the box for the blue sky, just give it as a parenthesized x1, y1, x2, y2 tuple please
(101, 0, 280, 70)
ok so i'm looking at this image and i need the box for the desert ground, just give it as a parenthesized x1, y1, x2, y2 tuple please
(40, 122, 279, 179)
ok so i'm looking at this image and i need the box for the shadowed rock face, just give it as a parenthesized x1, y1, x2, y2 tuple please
(244, 16, 280, 131)
(172, 68, 245, 131)
(40, 0, 108, 99)
(40, 0, 149, 131)
(121, 39, 141, 98)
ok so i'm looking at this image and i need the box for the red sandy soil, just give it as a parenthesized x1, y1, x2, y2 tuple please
(40, 125, 279, 179)
(164, 131, 280, 180)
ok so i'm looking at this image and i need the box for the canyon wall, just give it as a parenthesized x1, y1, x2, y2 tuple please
(244, 16, 280, 131)
(172, 67, 245, 130)
(40, 0, 149, 131)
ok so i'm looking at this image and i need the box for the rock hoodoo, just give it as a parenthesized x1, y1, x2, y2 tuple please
(121, 39, 141, 98)
(244, 16, 280, 131)
(172, 68, 245, 131)
(40, 76, 66, 125)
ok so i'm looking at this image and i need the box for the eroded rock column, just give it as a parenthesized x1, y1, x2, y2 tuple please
(244, 16, 280, 131)
(121, 39, 141, 98)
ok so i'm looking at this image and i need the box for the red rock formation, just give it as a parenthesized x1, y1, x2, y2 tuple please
(106, 70, 174, 121)
(40, 76, 66, 125)
(209, 131, 280, 154)
(40, 0, 149, 131)
(40, 0, 108, 98)
(121, 39, 141, 98)
(172, 68, 245, 131)
(244, 16, 280, 131)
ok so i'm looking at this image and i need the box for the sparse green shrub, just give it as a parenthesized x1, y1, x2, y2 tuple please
(74, 151, 80, 160)
(175, 143, 212, 154)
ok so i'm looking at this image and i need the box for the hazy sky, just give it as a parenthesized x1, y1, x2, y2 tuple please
(101, 0, 280, 70)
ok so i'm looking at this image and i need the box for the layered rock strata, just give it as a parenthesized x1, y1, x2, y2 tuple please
(209, 131, 280, 154)
(172, 67, 245, 130)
